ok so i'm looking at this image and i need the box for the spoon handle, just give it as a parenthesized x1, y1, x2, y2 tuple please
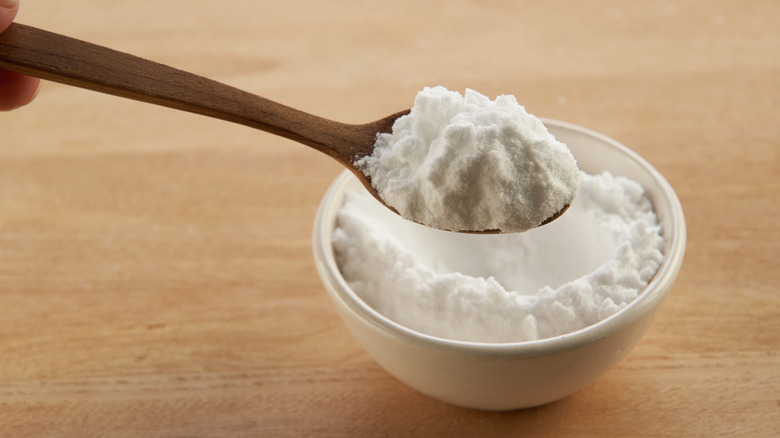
(0, 23, 366, 162)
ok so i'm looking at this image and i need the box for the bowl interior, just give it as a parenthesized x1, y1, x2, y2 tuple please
(313, 118, 686, 353)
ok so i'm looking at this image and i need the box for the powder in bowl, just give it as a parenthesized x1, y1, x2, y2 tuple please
(355, 86, 579, 233)
(332, 171, 665, 343)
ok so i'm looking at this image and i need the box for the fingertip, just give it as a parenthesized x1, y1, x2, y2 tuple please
(0, 70, 41, 111)
(0, 0, 19, 33)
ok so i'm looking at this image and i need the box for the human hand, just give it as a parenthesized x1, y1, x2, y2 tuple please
(0, 0, 40, 110)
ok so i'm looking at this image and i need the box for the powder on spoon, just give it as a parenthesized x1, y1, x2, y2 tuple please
(356, 86, 579, 233)
(332, 171, 665, 343)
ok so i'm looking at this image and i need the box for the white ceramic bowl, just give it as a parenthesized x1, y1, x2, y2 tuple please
(312, 119, 686, 411)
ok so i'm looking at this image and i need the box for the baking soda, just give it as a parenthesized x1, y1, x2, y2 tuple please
(332, 171, 665, 343)
(356, 86, 579, 232)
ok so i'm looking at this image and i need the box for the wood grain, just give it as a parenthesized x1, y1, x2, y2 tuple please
(1, 1, 778, 437)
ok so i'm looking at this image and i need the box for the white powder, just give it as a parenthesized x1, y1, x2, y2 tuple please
(332, 171, 665, 343)
(356, 86, 579, 232)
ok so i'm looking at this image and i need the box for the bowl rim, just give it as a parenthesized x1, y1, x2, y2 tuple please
(313, 118, 686, 357)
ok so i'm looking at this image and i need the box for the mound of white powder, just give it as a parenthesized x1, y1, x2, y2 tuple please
(332, 171, 665, 343)
(356, 86, 579, 232)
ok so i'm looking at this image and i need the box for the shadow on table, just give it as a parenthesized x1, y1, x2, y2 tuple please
(338, 380, 592, 437)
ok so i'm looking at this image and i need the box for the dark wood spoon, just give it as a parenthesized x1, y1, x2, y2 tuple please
(0, 23, 404, 193)
(0, 23, 566, 232)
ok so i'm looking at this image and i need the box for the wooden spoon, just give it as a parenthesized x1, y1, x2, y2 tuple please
(0, 23, 566, 232)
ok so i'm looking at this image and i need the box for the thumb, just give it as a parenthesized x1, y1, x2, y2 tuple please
(0, 0, 19, 33)
(0, 0, 42, 111)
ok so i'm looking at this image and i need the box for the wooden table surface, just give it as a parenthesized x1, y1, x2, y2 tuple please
(2, 1, 778, 436)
